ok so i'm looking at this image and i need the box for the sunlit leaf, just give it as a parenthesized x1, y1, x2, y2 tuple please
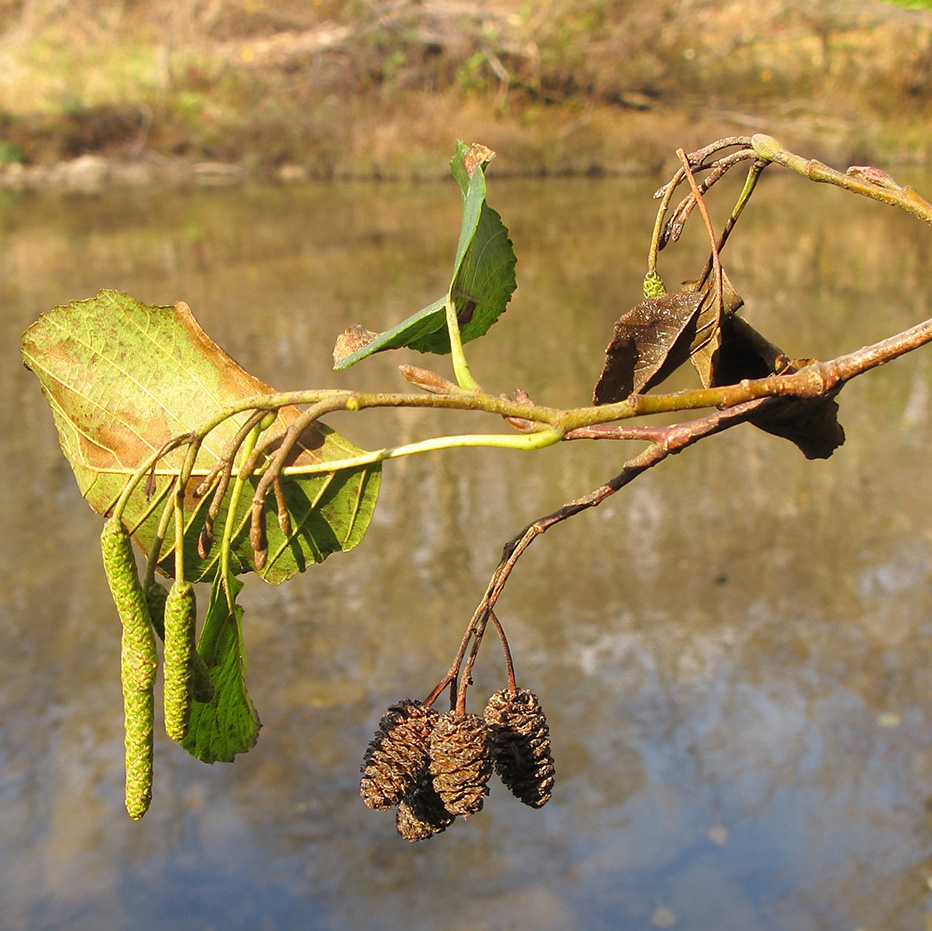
(181, 574, 259, 763)
(22, 289, 381, 583)
(332, 140, 516, 368)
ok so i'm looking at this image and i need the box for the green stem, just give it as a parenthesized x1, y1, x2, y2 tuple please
(445, 295, 480, 390)
(143, 491, 175, 588)
(219, 423, 261, 609)
(270, 426, 565, 478)
(173, 486, 186, 585)
(751, 133, 932, 224)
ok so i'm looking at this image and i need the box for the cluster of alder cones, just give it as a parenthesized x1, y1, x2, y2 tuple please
(360, 687, 555, 841)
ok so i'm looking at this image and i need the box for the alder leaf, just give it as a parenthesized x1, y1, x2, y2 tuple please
(22, 289, 381, 583)
(594, 270, 747, 404)
(181, 574, 259, 763)
(684, 270, 745, 388)
(593, 290, 704, 404)
(712, 315, 845, 460)
(332, 140, 516, 368)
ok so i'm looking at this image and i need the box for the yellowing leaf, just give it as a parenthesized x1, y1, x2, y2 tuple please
(22, 289, 381, 583)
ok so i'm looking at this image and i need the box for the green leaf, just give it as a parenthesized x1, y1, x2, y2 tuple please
(22, 289, 381, 583)
(332, 140, 516, 368)
(181, 575, 259, 763)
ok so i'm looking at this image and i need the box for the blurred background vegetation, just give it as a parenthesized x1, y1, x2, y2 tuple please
(0, 0, 931, 180)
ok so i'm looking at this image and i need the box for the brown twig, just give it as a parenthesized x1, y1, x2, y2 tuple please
(195, 409, 270, 558)
(677, 147, 723, 300)
(489, 611, 518, 694)
(657, 146, 757, 250)
(193, 409, 269, 500)
(248, 397, 349, 568)
(452, 396, 773, 678)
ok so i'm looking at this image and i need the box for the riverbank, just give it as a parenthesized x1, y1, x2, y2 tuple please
(2, 0, 931, 189)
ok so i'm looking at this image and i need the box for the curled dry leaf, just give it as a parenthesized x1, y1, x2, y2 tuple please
(594, 270, 745, 403)
(463, 142, 495, 178)
(593, 290, 704, 404)
(683, 269, 745, 388)
(712, 315, 845, 460)
(333, 325, 380, 366)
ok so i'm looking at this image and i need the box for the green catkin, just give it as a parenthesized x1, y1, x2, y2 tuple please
(123, 687, 155, 820)
(100, 516, 158, 820)
(643, 270, 666, 298)
(163, 580, 196, 741)
(146, 578, 213, 703)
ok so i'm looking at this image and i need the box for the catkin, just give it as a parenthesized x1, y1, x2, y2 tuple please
(163, 580, 196, 741)
(123, 687, 154, 819)
(146, 578, 213, 703)
(100, 516, 158, 819)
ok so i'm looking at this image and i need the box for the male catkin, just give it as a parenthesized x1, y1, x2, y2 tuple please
(100, 516, 158, 819)
(147, 578, 213, 703)
(163, 580, 196, 741)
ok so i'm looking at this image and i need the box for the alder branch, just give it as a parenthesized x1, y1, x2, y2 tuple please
(448, 310, 932, 666)
(751, 133, 932, 224)
(442, 396, 774, 683)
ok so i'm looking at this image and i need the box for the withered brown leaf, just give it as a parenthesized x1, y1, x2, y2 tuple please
(684, 270, 745, 388)
(593, 290, 704, 404)
(332, 324, 380, 366)
(712, 315, 845, 460)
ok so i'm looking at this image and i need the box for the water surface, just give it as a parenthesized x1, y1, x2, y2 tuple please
(3, 165, 932, 930)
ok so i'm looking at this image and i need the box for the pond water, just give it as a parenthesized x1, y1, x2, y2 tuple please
(3, 160, 932, 931)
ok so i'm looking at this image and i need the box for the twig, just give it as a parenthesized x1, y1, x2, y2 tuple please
(249, 397, 348, 567)
(489, 611, 518, 694)
(461, 396, 773, 661)
(677, 147, 723, 300)
(752, 133, 932, 224)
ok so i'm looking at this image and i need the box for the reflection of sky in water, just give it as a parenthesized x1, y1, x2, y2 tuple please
(3, 172, 932, 929)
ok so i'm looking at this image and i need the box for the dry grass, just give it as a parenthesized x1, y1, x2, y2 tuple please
(0, 0, 931, 177)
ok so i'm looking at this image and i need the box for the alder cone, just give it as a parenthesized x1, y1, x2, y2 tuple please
(395, 774, 456, 842)
(360, 699, 437, 811)
(484, 688, 555, 808)
(429, 711, 492, 817)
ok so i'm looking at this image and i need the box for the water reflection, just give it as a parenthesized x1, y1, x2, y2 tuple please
(3, 168, 932, 929)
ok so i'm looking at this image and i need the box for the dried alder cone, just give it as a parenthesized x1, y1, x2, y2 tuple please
(395, 774, 456, 842)
(484, 688, 555, 809)
(429, 711, 493, 818)
(360, 699, 437, 811)
(360, 687, 555, 842)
